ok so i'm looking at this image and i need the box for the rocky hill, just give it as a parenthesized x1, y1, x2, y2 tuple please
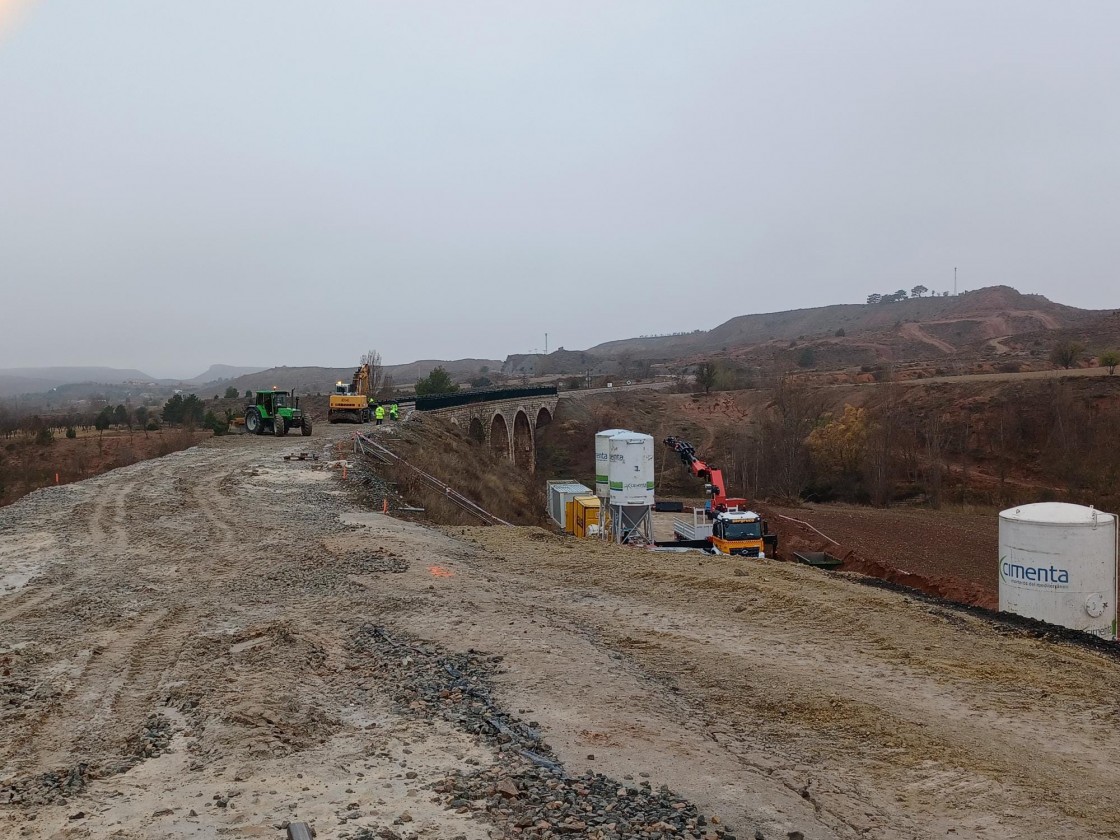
(586, 286, 1103, 361)
(183, 364, 267, 385)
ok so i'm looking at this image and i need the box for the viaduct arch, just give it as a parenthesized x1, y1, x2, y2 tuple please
(423, 395, 558, 473)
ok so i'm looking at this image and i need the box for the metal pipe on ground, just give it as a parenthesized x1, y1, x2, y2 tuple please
(773, 513, 840, 546)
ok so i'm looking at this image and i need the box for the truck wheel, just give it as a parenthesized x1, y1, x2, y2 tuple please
(245, 408, 262, 435)
(274, 417, 287, 437)
(301, 417, 313, 436)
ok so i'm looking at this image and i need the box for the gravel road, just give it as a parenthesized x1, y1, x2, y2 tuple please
(2, 424, 1118, 839)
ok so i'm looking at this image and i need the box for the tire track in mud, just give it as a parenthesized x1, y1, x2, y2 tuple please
(1, 455, 218, 784)
(2, 609, 171, 778)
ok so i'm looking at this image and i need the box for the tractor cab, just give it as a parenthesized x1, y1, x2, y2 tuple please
(254, 389, 292, 413)
(245, 389, 311, 438)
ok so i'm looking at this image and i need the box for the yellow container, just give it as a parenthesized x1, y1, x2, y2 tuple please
(565, 499, 578, 535)
(572, 495, 601, 538)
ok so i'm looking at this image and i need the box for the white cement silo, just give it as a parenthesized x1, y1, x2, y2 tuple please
(998, 503, 1117, 639)
(606, 432, 655, 544)
(594, 429, 629, 499)
(607, 432, 655, 507)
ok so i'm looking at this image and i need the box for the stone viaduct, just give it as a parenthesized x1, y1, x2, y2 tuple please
(422, 394, 559, 473)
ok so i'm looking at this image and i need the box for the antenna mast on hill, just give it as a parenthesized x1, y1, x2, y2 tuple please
(545, 333, 548, 354)
(954, 267, 958, 296)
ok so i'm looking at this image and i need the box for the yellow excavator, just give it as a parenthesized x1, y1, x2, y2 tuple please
(328, 362, 372, 423)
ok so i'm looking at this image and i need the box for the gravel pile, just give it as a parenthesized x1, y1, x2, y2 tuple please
(1, 710, 176, 806)
(435, 766, 734, 839)
(351, 625, 738, 840)
(330, 549, 410, 575)
(126, 712, 174, 761)
(349, 456, 402, 510)
(0, 763, 90, 806)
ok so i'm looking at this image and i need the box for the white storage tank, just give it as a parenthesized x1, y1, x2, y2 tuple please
(594, 429, 629, 498)
(998, 503, 1117, 639)
(607, 432, 655, 507)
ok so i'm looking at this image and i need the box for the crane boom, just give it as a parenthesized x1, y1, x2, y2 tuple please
(663, 436, 747, 514)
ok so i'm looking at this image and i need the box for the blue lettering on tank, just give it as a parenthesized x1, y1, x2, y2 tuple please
(1000, 557, 1070, 586)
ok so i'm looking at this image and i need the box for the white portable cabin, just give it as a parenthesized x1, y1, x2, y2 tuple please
(546, 480, 592, 532)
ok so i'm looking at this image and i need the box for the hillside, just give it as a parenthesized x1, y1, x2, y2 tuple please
(186, 364, 267, 385)
(0, 366, 157, 398)
(212, 358, 501, 395)
(585, 286, 1104, 361)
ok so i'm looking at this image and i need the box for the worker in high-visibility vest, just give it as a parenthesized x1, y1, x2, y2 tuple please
(374, 403, 385, 426)
(389, 402, 399, 421)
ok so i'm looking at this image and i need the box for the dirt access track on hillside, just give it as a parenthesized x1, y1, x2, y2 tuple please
(2, 424, 1119, 840)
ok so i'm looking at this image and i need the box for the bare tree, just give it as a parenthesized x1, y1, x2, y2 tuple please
(759, 377, 824, 500)
(863, 386, 901, 506)
(694, 362, 717, 395)
(1049, 340, 1086, 369)
(363, 349, 391, 398)
(920, 411, 947, 508)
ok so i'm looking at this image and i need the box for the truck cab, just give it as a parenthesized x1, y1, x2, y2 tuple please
(711, 511, 767, 557)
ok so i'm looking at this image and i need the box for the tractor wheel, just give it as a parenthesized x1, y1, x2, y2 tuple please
(301, 417, 313, 437)
(245, 408, 262, 435)
(274, 416, 287, 437)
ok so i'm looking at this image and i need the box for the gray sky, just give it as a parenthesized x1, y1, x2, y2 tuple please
(2, 1, 1118, 378)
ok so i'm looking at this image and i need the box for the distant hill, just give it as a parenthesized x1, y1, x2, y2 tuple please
(585, 286, 1105, 361)
(386, 358, 499, 384)
(0, 366, 157, 398)
(214, 358, 501, 395)
(187, 364, 268, 385)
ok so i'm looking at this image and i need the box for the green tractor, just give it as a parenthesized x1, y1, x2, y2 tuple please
(244, 389, 312, 437)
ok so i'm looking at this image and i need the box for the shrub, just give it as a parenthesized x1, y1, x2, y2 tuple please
(1050, 340, 1086, 369)
(65, 427, 77, 439)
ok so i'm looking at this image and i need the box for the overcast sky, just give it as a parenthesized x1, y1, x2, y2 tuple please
(1, 1, 1118, 377)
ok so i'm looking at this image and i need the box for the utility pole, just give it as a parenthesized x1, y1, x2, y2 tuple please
(954, 267, 958, 296)
(545, 333, 548, 355)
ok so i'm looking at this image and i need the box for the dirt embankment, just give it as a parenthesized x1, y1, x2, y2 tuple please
(3, 424, 1120, 839)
